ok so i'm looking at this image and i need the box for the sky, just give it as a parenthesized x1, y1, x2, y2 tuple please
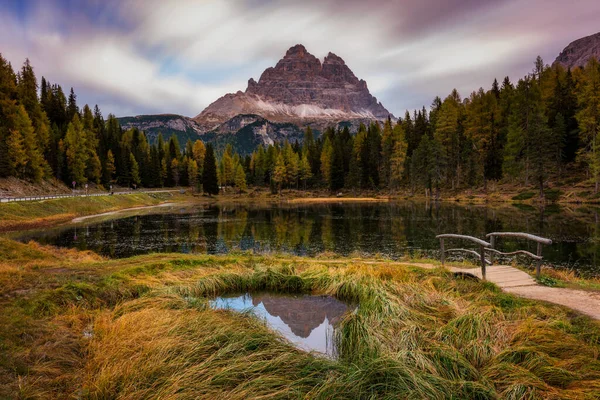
(1, 0, 600, 118)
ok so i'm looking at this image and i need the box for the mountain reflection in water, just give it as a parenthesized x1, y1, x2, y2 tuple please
(210, 293, 351, 357)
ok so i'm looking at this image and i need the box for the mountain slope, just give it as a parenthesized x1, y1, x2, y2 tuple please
(193, 44, 393, 131)
(117, 114, 201, 145)
(554, 32, 600, 69)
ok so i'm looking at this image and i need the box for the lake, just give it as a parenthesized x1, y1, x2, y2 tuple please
(16, 201, 600, 277)
(210, 293, 352, 357)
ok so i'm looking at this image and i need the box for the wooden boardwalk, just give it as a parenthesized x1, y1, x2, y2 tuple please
(451, 264, 536, 289)
(446, 264, 600, 320)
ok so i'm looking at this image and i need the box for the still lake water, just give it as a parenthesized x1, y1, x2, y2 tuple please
(16, 201, 600, 276)
(210, 293, 351, 357)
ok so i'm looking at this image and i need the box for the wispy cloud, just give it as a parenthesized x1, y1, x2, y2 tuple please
(1, 0, 599, 117)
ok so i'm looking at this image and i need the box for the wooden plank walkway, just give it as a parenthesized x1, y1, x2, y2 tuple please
(451, 264, 536, 289)
(442, 264, 600, 320)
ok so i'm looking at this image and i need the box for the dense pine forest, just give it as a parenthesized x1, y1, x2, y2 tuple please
(1, 53, 599, 199)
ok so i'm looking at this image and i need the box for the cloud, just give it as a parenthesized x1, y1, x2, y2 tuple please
(1, 0, 600, 118)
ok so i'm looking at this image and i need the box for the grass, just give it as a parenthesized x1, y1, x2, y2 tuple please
(1, 239, 600, 399)
(0, 192, 180, 231)
(511, 192, 536, 201)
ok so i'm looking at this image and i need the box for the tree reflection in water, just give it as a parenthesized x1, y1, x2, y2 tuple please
(17, 202, 600, 276)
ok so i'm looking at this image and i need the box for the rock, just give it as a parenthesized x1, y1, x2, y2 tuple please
(554, 32, 600, 69)
(194, 44, 393, 130)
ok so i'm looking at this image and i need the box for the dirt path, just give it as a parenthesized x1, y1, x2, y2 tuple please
(71, 202, 177, 223)
(277, 258, 600, 320)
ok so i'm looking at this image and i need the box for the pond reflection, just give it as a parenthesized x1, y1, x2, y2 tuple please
(210, 293, 351, 357)
(15, 201, 600, 276)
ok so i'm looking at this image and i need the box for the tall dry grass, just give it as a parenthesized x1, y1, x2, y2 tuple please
(2, 239, 600, 399)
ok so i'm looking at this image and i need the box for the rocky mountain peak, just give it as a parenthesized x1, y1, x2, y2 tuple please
(554, 32, 600, 69)
(194, 44, 393, 130)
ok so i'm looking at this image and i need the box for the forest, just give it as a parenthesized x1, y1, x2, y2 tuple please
(1, 54, 599, 199)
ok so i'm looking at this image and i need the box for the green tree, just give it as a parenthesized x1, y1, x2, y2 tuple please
(299, 153, 312, 189)
(105, 149, 116, 183)
(576, 58, 600, 192)
(273, 153, 286, 194)
(202, 144, 219, 195)
(389, 123, 408, 189)
(64, 114, 88, 184)
(234, 164, 247, 192)
(129, 152, 140, 187)
(188, 159, 199, 190)
(320, 137, 333, 187)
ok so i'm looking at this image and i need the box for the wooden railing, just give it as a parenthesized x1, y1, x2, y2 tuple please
(436, 234, 491, 279)
(486, 232, 552, 278)
(436, 232, 552, 280)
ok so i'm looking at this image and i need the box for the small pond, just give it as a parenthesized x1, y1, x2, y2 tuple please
(210, 293, 352, 358)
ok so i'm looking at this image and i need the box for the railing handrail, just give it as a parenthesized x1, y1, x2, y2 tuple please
(436, 234, 491, 248)
(486, 232, 552, 245)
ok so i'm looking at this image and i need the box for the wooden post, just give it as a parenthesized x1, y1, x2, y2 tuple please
(480, 245, 486, 280)
(536, 242, 542, 279)
(440, 238, 445, 265)
(489, 235, 495, 265)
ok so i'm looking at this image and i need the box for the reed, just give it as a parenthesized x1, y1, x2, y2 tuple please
(1, 239, 600, 399)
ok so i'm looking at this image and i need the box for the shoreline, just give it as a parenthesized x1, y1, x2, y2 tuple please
(70, 202, 177, 223)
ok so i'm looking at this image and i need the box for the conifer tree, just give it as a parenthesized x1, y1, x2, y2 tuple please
(129, 152, 140, 187)
(234, 164, 247, 192)
(299, 153, 312, 189)
(105, 149, 116, 183)
(576, 58, 600, 192)
(64, 114, 88, 184)
(188, 159, 199, 191)
(389, 123, 408, 189)
(202, 144, 219, 195)
(320, 137, 333, 187)
(273, 153, 286, 194)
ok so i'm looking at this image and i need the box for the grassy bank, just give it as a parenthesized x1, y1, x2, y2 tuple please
(0, 192, 184, 232)
(1, 239, 599, 399)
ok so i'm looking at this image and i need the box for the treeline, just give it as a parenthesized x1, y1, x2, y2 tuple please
(243, 56, 600, 198)
(1, 54, 599, 198)
(0, 54, 220, 192)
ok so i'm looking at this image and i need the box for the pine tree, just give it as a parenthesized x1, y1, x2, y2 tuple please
(320, 137, 333, 187)
(299, 154, 312, 189)
(273, 153, 286, 194)
(128, 152, 140, 187)
(202, 144, 219, 195)
(67, 87, 79, 121)
(576, 58, 600, 192)
(389, 123, 408, 189)
(11, 105, 46, 181)
(64, 114, 88, 184)
(188, 159, 199, 191)
(171, 158, 180, 186)
(221, 144, 235, 189)
(105, 150, 116, 183)
(234, 164, 247, 192)
(7, 128, 27, 177)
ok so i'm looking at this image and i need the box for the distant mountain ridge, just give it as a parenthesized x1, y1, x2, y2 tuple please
(117, 114, 201, 146)
(554, 32, 600, 69)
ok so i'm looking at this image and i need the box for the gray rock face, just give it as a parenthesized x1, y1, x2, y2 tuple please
(554, 32, 600, 69)
(194, 44, 393, 130)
